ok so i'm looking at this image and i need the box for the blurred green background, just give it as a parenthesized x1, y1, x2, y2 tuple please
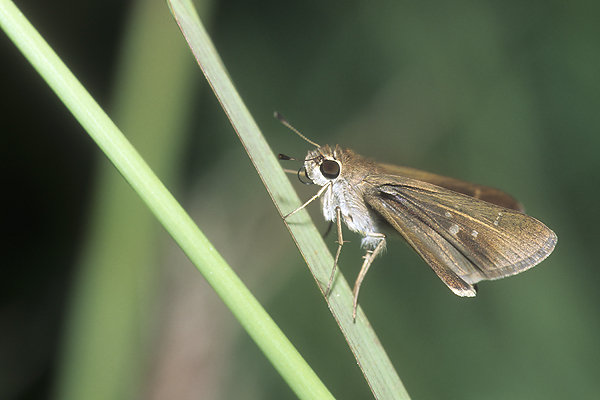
(1, 0, 598, 399)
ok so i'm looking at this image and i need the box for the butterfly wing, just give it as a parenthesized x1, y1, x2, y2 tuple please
(378, 163, 525, 212)
(363, 175, 557, 295)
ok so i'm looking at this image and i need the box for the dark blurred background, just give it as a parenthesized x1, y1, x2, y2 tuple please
(1, 0, 598, 399)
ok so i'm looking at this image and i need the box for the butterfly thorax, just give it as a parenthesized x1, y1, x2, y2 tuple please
(304, 145, 385, 249)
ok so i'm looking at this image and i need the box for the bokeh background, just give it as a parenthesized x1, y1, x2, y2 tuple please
(1, 0, 598, 399)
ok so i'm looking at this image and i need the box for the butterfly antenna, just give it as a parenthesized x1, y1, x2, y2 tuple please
(274, 111, 320, 147)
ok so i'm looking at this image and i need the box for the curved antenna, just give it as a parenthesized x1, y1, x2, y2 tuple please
(274, 111, 320, 148)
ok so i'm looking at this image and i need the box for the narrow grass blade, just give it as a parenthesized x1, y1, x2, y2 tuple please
(167, 0, 411, 398)
(0, 1, 334, 399)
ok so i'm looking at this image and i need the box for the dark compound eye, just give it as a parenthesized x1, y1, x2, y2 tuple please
(320, 160, 340, 179)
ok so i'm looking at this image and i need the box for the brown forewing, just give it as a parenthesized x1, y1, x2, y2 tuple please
(378, 163, 525, 212)
(362, 174, 557, 294)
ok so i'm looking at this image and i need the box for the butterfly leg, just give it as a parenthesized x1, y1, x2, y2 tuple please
(325, 207, 347, 296)
(283, 182, 331, 218)
(352, 233, 386, 320)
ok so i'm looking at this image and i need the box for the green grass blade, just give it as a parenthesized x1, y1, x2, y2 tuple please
(0, 1, 333, 399)
(167, 0, 411, 398)
(50, 2, 199, 399)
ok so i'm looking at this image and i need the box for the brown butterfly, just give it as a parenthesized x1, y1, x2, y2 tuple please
(277, 114, 557, 319)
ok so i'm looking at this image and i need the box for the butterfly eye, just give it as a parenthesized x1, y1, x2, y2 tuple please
(320, 160, 340, 179)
